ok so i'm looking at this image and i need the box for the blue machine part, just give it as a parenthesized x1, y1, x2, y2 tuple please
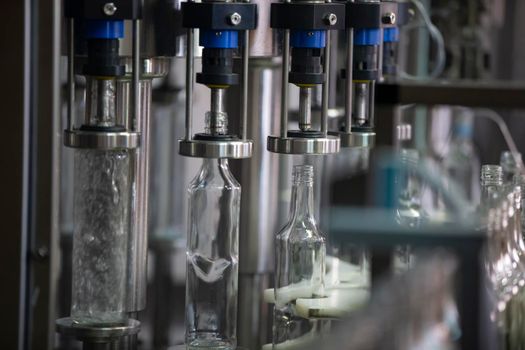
(85, 20, 124, 39)
(200, 30, 239, 48)
(383, 27, 400, 43)
(354, 28, 381, 46)
(290, 30, 326, 48)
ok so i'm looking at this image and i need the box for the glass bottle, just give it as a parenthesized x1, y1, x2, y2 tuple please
(442, 114, 480, 204)
(273, 165, 327, 347)
(501, 151, 522, 189)
(480, 165, 503, 214)
(185, 158, 241, 350)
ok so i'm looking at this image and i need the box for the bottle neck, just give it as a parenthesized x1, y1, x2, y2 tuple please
(289, 181, 316, 224)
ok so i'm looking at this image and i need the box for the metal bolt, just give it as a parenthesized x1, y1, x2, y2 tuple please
(229, 12, 242, 26)
(383, 12, 396, 25)
(324, 13, 338, 26)
(103, 2, 117, 16)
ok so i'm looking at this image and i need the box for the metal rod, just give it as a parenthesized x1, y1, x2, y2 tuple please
(344, 28, 353, 133)
(185, 27, 195, 140)
(299, 87, 312, 131)
(240, 30, 250, 140)
(67, 18, 75, 130)
(369, 80, 376, 127)
(132, 19, 140, 131)
(321, 29, 331, 135)
(280, 29, 290, 138)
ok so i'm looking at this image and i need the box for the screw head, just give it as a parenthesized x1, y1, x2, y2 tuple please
(325, 13, 338, 26)
(229, 12, 242, 26)
(103, 2, 117, 16)
(383, 12, 396, 25)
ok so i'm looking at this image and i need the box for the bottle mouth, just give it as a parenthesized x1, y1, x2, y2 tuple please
(293, 165, 314, 185)
(481, 165, 503, 185)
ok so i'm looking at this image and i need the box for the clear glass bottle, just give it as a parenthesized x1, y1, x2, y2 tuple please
(273, 165, 327, 347)
(442, 114, 480, 204)
(501, 151, 522, 188)
(480, 165, 503, 213)
(185, 158, 241, 350)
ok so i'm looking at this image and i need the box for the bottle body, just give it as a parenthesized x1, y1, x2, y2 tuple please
(273, 165, 327, 347)
(185, 159, 240, 349)
(71, 149, 131, 324)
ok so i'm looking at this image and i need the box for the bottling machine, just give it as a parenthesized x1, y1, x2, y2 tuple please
(6, 0, 525, 349)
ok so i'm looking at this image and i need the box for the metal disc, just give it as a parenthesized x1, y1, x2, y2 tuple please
(64, 130, 140, 150)
(332, 131, 376, 149)
(266, 135, 340, 155)
(179, 139, 253, 159)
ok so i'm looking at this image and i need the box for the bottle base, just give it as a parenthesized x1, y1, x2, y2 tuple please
(186, 334, 235, 350)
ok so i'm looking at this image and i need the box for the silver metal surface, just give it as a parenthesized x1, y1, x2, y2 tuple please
(179, 139, 253, 158)
(132, 19, 140, 130)
(345, 28, 354, 133)
(299, 87, 312, 131)
(280, 29, 290, 138)
(354, 82, 369, 126)
(227, 57, 285, 350)
(321, 16, 331, 135)
(248, 0, 280, 57)
(210, 88, 226, 115)
(56, 318, 140, 340)
(240, 30, 250, 139)
(185, 26, 195, 140)
(331, 131, 376, 148)
(63, 130, 140, 149)
(67, 18, 74, 130)
(267, 135, 340, 154)
(121, 57, 171, 78)
(128, 79, 153, 313)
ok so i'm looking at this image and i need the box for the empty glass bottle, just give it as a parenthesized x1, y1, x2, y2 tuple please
(185, 158, 241, 350)
(442, 114, 480, 204)
(501, 151, 522, 189)
(273, 165, 327, 347)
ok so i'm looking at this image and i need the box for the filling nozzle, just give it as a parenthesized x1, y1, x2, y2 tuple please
(206, 88, 229, 136)
(299, 87, 312, 131)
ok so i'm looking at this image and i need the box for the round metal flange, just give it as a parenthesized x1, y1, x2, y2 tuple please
(267, 135, 340, 155)
(64, 129, 140, 150)
(56, 318, 140, 341)
(179, 139, 253, 159)
(331, 131, 376, 149)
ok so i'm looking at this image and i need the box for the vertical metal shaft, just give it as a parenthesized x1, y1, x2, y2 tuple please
(321, 29, 331, 135)
(240, 30, 250, 140)
(344, 28, 353, 133)
(299, 87, 312, 131)
(185, 26, 195, 140)
(132, 19, 140, 130)
(67, 18, 75, 130)
(368, 80, 376, 127)
(280, 28, 290, 138)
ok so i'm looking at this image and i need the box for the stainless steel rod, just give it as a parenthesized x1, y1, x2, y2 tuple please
(344, 28, 354, 133)
(185, 27, 195, 140)
(321, 29, 331, 135)
(299, 87, 312, 131)
(240, 30, 249, 140)
(132, 19, 140, 131)
(67, 18, 75, 130)
(280, 29, 290, 138)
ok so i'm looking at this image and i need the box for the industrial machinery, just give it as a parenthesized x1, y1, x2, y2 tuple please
(7, 0, 525, 349)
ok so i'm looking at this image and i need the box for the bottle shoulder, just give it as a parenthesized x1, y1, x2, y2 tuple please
(276, 220, 325, 243)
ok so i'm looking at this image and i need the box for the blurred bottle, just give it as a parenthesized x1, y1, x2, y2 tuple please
(442, 111, 480, 205)
(480, 165, 503, 213)
(501, 151, 522, 190)
(273, 165, 327, 347)
(185, 158, 241, 350)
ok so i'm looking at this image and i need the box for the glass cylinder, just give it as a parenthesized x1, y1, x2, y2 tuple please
(273, 165, 327, 347)
(71, 149, 132, 324)
(185, 158, 241, 349)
